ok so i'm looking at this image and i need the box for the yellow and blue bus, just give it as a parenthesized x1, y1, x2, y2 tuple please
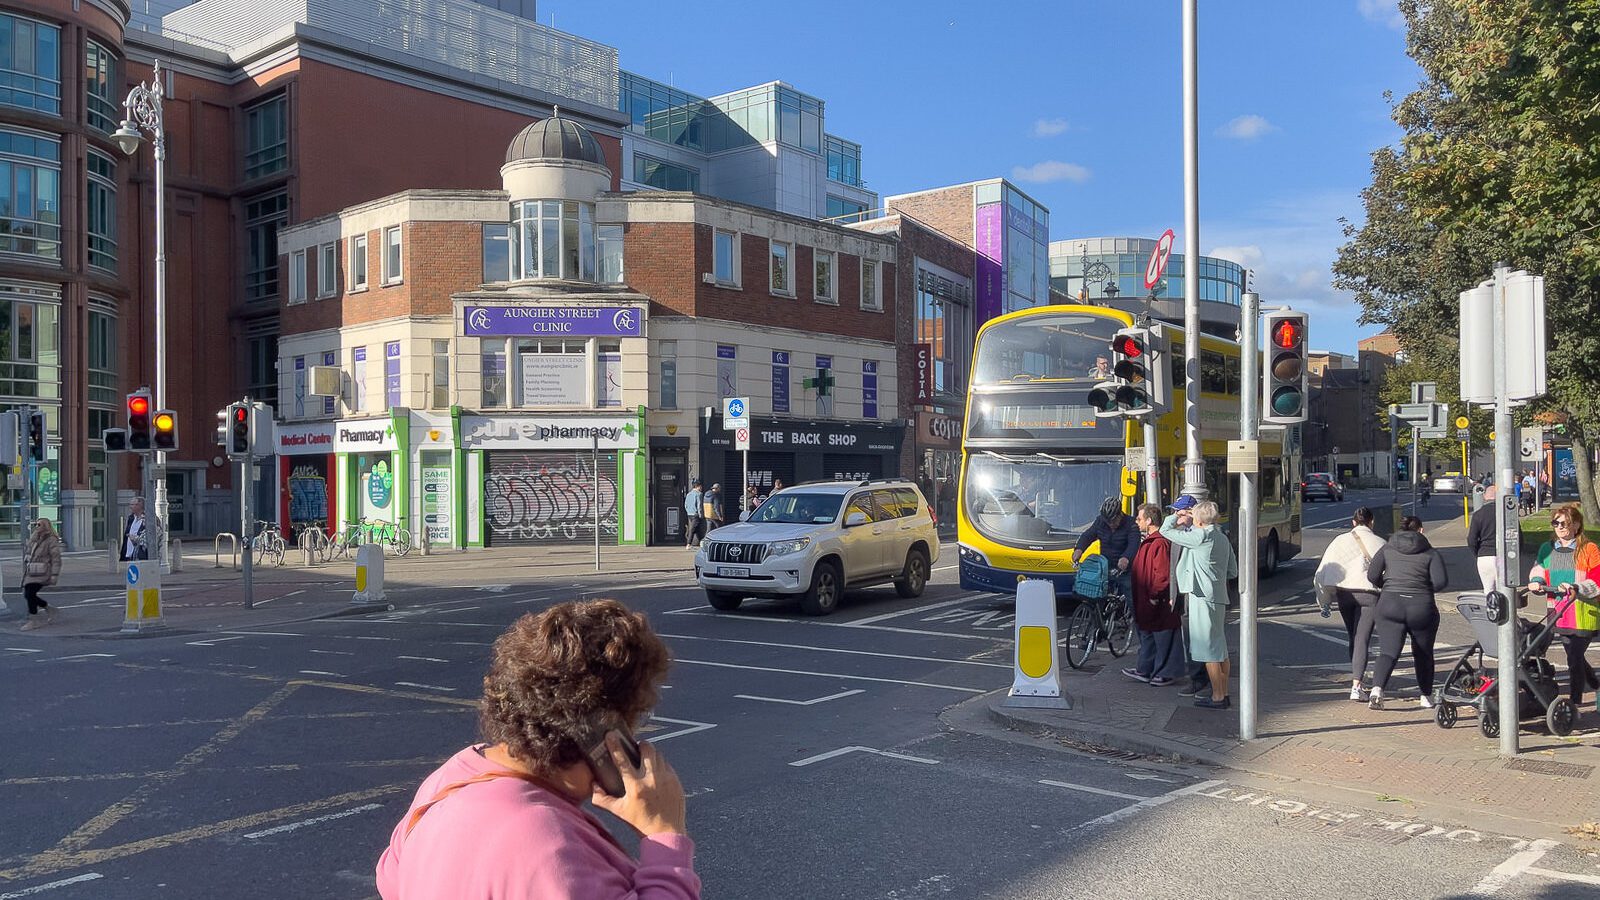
(956, 304, 1302, 595)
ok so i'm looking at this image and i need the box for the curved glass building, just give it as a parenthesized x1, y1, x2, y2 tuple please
(1049, 237, 1246, 338)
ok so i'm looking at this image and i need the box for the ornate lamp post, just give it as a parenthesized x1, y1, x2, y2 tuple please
(112, 61, 169, 570)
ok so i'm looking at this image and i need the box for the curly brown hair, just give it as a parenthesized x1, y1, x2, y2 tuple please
(479, 599, 671, 773)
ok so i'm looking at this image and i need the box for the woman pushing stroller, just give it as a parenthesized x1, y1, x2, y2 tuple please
(1527, 504, 1600, 715)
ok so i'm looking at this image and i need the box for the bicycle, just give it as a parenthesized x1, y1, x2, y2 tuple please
(299, 520, 332, 560)
(326, 521, 363, 561)
(1064, 585, 1134, 669)
(366, 518, 413, 558)
(251, 520, 287, 567)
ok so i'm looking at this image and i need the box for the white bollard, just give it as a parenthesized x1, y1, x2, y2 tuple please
(351, 543, 389, 609)
(122, 560, 165, 633)
(1004, 579, 1071, 709)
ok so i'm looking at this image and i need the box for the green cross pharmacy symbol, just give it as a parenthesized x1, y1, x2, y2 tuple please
(803, 368, 835, 397)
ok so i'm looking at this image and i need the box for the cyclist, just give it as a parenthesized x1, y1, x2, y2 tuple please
(1071, 497, 1139, 601)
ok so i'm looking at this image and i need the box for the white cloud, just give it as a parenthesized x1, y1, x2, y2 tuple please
(1218, 114, 1278, 140)
(1010, 160, 1090, 184)
(1357, 0, 1405, 29)
(1032, 117, 1069, 137)
(1207, 245, 1264, 270)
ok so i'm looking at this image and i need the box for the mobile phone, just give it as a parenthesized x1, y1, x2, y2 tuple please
(581, 720, 642, 798)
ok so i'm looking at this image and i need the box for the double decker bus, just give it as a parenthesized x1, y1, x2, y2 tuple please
(956, 304, 1301, 595)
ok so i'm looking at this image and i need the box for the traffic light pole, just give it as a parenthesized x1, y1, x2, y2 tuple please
(1490, 262, 1519, 755)
(241, 454, 253, 609)
(1180, 0, 1205, 503)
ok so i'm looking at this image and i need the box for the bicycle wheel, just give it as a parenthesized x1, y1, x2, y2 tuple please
(1064, 603, 1098, 669)
(268, 536, 286, 567)
(392, 528, 413, 557)
(1106, 599, 1135, 658)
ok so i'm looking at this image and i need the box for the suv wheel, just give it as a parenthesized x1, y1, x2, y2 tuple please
(706, 590, 743, 611)
(895, 548, 929, 598)
(800, 560, 842, 616)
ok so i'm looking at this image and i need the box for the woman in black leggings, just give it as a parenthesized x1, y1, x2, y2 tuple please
(1365, 516, 1448, 709)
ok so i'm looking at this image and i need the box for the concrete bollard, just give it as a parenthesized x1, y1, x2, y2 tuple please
(171, 540, 184, 573)
(1003, 579, 1071, 709)
(121, 560, 165, 633)
(350, 543, 392, 612)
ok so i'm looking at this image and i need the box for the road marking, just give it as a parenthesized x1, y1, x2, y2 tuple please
(397, 656, 450, 663)
(1075, 779, 1226, 830)
(306, 649, 355, 656)
(1123, 772, 1176, 783)
(0, 873, 104, 898)
(474, 584, 511, 593)
(1524, 868, 1600, 887)
(513, 595, 555, 605)
(394, 681, 456, 692)
(3, 648, 42, 654)
(666, 604, 707, 614)
(449, 641, 491, 647)
(220, 631, 304, 637)
(66, 594, 122, 607)
(1268, 620, 1349, 647)
(657, 633, 1009, 668)
(46, 654, 116, 661)
(187, 636, 246, 647)
(847, 595, 984, 625)
(646, 717, 717, 742)
(242, 803, 384, 839)
(667, 609, 1003, 642)
(1472, 839, 1561, 895)
(789, 746, 941, 767)
(298, 670, 346, 678)
(672, 658, 987, 693)
(434, 606, 480, 614)
(1040, 779, 1148, 801)
(735, 689, 865, 706)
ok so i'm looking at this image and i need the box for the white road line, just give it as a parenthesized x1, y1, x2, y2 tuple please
(1268, 620, 1349, 647)
(280, 590, 307, 600)
(395, 681, 457, 692)
(0, 873, 105, 898)
(449, 641, 491, 647)
(435, 606, 480, 613)
(789, 745, 940, 767)
(646, 716, 717, 742)
(299, 670, 347, 678)
(187, 636, 247, 647)
(667, 609, 1003, 642)
(658, 633, 1009, 668)
(242, 803, 384, 839)
(1471, 839, 1560, 895)
(932, 564, 956, 572)
(1524, 867, 1600, 886)
(513, 595, 556, 605)
(1039, 779, 1147, 801)
(665, 604, 706, 614)
(1075, 779, 1227, 830)
(848, 595, 984, 625)
(673, 658, 986, 693)
(66, 594, 123, 607)
(306, 649, 355, 656)
(3, 647, 42, 654)
(220, 631, 304, 637)
(48, 653, 116, 661)
(398, 655, 450, 663)
(735, 689, 865, 706)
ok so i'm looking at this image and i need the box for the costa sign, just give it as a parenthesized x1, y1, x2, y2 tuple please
(913, 343, 935, 405)
(919, 412, 960, 446)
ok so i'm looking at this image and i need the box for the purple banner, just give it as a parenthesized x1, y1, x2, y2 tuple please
(323, 351, 336, 415)
(463, 305, 643, 337)
(863, 360, 878, 419)
(772, 350, 790, 414)
(976, 203, 1005, 326)
(385, 341, 401, 410)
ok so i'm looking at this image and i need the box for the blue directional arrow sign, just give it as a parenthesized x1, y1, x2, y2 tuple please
(127, 564, 139, 585)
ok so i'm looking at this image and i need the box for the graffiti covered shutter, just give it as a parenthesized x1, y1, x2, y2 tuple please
(485, 451, 620, 546)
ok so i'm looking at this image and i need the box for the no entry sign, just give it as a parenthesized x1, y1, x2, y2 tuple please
(1144, 229, 1176, 291)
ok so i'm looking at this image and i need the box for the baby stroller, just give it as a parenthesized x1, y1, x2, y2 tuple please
(1433, 589, 1580, 738)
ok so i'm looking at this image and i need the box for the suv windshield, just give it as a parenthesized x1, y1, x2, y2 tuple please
(963, 453, 1122, 548)
(748, 492, 845, 525)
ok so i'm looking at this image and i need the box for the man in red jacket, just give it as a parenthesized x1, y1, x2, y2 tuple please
(1122, 503, 1188, 686)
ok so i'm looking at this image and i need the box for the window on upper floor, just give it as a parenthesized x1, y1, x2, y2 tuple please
(632, 154, 699, 192)
(86, 149, 116, 272)
(244, 191, 288, 303)
(770, 240, 792, 296)
(511, 200, 596, 281)
(481, 339, 507, 408)
(317, 242, 336, 298)
(289, 250, 307, 303)
(349, 234, 368, 291)
(87, 307, 116, 407)
(248, 332, 278, 403)
(383, 226, 402, 284)
(84, 39, 117, 133)
(658, 340, 677, 410)
(0, 128, 61, 262)
(0, 15, 60, 116)
(349, 346, 368, 411)
(597, 224, 624, 284)
(432, 339, 450, 409)
(825, 195, 867, 223)
(483, 223, 513, 282)
(860, 259, 881, 311)
(713, 229, 738, 286)
(814, 250, 835, 304)
(244, 94, 288, 181)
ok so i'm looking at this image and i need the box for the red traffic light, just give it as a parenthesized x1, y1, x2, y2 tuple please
(233, 407, 248, 423)
(1271, 319, 1303, 349)
(1113, 335, 1145, 358)
(129, 395, 150, 415)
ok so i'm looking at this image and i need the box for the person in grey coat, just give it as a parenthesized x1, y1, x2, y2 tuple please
(1365, 516, 1448, 709)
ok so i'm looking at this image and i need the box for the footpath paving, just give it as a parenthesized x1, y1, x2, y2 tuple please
(978, 515, 1600, 844)
(0, 542, 696, 638)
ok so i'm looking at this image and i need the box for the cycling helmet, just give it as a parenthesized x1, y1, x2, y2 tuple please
(1099, 497, 1122, 519)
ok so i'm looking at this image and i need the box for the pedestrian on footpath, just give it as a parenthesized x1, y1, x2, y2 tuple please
(1468, 484, 1499, 594)
(1521, 470, 1537, 514)
(376, 599, 701, 900)
(1071, 497, 1138, 601)
(703, 484, 724, 533)
(1527, 504, 1600, 712)
(18, 518, 62, 632)
(742, 486, 760, 517)
(683, 480, 703, 549)
(1122, 503, 1186, 686)
(1365, 516, 1447, 710)
(1161, 498, 1237, 709)
(119, 496, 149, 561)
(1314, 507, 1386, 701)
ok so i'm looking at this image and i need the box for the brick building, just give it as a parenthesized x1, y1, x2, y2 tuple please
(1358, 331, 1402, 485)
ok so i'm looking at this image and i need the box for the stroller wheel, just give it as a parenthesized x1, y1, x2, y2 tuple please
(1435, 702, 1458, 729)
(1546, 697, 1577, 737)
(1479, 704, 1501, 739)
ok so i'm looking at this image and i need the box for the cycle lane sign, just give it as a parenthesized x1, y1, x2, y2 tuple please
(724, 397, 749, 430)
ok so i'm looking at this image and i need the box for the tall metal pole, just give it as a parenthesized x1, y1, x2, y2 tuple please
(1237, 292, 1260, 739)
(1490, 263, 1519, 754)
(241, 454, 253, 609)
(593, 433, 601, 572)
(1181, 0, 1204, 500)
(1389, 411, 1401, 533)
(1410, 425, 1420, 511)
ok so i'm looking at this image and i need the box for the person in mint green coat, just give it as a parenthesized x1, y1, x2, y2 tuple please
(1161, 499, 1238, 709)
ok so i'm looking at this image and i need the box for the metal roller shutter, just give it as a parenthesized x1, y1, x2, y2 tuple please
(745, 451, 796, 495)
(484, 450, 619, 546)
(822, 453, 882, 484)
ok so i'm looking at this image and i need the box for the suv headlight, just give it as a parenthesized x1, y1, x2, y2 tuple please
(768, 537, 811, 557)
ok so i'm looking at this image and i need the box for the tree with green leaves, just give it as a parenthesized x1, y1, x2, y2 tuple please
(1335, 0, 1600, 521)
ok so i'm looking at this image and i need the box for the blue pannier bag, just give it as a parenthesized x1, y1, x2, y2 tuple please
(1073, 553, 1109, 600)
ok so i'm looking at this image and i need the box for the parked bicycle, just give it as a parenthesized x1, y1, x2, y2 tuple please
(299, 520, 333, 560)
(251, 520, 287, 568)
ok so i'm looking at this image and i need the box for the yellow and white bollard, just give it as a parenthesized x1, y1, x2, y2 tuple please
(351, 543, 390, 610)
(1004, 579, 1071, 709)
(121, 561, 164, 633)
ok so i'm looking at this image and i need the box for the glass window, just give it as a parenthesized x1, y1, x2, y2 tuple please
(540, 200, 560, 277)
(432, 339, 450, 408)
(860, 259, 880, 310)
(844, 492, 880, 524)
(632, 154, 700, 191)
(383, 226, 401, 284)
(0, 15, 60, 115)
(713, 230, 738, 285)
(349, 234, 368, 289)
(0, 128, 60, 261)
(248, 333, 277, 403)
(597, 340, 621, 408)
(964, 454, 1122, 549)
(318, 242, 336, 298)
(561, 201, 579, 280)
(825, 195, 866, 222)
(1201, 349, 1228, 394)
(244, 94, 288, 181)
(84, 39, 117, 133)
(813, 250, 834, 303)
(481, 338, 507, 407)
(579, 204, 596, 281)
(87, 308, 115, 408)
(597, 224, 624, 284)
(770, 240, 791, 295)
(973, 312, 1120, 384)
(483, 222, 513, 282)
(349, 346, 367, 411)
(289, 249, 306, 302)
(659, 340, 677, 409)
(509, 199, 596, 281)
(86, 148, 115, 271)
(244, 191, 288, 302)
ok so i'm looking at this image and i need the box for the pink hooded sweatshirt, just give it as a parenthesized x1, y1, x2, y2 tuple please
(377, 745, 701, 900)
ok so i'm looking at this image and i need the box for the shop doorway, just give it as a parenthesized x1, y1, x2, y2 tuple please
(651, 450, 686, 546)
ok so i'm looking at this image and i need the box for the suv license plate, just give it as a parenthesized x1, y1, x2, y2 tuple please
(717, 566, 750, 578)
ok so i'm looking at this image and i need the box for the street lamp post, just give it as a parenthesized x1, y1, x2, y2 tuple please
(113, 61, 169, 571)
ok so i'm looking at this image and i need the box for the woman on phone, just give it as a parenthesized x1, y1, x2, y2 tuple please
(377, 600, 700, 899)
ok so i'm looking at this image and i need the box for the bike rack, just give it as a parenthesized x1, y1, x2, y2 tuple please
(214, 533, 239, 570)
(298, 531, 322, 567)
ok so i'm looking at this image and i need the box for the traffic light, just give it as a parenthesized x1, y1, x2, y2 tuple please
(153, 409, 178, 451)
(1087, 327, 1154, 418)
(228, 402, 251, 457)
(103, 428, 127, 453)
(1262, 310, 1309, 425)
(26, 409, 45, 462)
(215, 408, 229, 448)
(127, 390, 153, 451)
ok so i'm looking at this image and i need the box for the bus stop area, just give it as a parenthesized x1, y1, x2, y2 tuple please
(970, 515, 1600, 845)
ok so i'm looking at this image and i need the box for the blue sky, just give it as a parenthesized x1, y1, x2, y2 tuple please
(543, 0, 1420, 355)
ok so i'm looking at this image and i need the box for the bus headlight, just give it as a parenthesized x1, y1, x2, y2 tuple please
(958, 544, 989, 567)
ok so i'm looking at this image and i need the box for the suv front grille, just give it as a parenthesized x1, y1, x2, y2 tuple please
(707, 541, 768, 564)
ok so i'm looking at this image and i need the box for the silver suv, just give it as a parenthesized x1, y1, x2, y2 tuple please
(694, 480, 940, 616)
